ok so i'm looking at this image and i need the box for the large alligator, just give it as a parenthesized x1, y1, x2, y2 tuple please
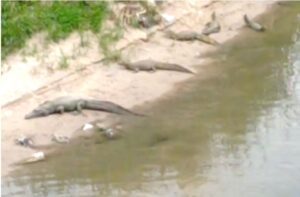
(165, 30, 219, 45)
(25, 96, 144, 119)
(202, 12, 221, 35)
(244, 14, 265, 32)
(119, 59, 194, 74)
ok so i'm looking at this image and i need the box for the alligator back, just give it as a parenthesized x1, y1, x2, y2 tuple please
(130, 60, 194, 74)
(132, 60, 156, 71)
(165, 30, 199, 41)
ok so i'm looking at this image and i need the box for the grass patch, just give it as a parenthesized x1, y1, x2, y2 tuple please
(1, 1, 108, 59)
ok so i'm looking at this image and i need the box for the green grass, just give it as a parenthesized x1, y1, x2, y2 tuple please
(1, 1, 108, 59)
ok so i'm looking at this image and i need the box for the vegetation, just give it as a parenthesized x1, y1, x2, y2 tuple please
(1, 1, 108, 59)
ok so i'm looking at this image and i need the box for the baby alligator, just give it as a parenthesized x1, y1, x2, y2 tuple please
(202, 12, 221, 35)
(119, 59, 194, 74)
(25, 96, 144, 119)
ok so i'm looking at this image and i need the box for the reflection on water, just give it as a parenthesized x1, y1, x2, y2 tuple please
(2, 4, 300, 197)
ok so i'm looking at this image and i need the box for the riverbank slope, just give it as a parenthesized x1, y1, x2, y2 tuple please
(1, 1, 278, 176)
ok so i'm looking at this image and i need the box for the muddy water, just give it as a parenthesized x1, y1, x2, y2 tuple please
(2, 4, 300, 197)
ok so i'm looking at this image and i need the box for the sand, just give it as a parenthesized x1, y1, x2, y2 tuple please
(1, 0, 278, 176)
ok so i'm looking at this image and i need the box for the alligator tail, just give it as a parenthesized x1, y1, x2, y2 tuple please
(196, 34, 219, 45)
(85, 100, 145, 116)
(159, 63, 194, 74)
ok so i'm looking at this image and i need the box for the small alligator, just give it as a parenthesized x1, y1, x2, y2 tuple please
(119, 59, 194, 74)
(202, 12, 221, 35)
(25, 96, 144, 119)
(165, 30, 219, 45)
(244, 14, 265, 32)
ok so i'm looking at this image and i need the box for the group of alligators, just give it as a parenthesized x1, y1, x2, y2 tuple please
(115, 13, 265, 74)
(18, 12, 266, 164)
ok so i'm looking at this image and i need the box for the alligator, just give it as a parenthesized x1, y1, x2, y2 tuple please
(119, 59, 194, 74)
(202, 12, 221, 35)
(244, 14, 265, 32)
(25, 96, 144, 119)
(165, 30, 219, 45)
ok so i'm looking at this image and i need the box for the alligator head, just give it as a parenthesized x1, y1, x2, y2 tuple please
(24, 109, 49, 119)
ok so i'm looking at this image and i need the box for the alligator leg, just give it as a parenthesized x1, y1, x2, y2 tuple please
(76, 101, 85, 113)
(75, 101, 87, 116)
(150, 65, 156, 72)
(57, 106, 65, 114)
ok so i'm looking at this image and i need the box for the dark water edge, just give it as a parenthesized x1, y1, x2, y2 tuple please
(2, 3, 300, 197)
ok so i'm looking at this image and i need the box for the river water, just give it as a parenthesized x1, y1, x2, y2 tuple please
(2, 3, 300, 197)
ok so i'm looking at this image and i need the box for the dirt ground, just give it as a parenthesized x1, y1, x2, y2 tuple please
(1, 0, 278, 176)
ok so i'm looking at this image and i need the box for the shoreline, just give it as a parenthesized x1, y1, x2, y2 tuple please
(1, 1, 278, 176)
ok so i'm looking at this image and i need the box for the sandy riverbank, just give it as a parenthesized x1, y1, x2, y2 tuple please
(1, 1, 278, 176)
